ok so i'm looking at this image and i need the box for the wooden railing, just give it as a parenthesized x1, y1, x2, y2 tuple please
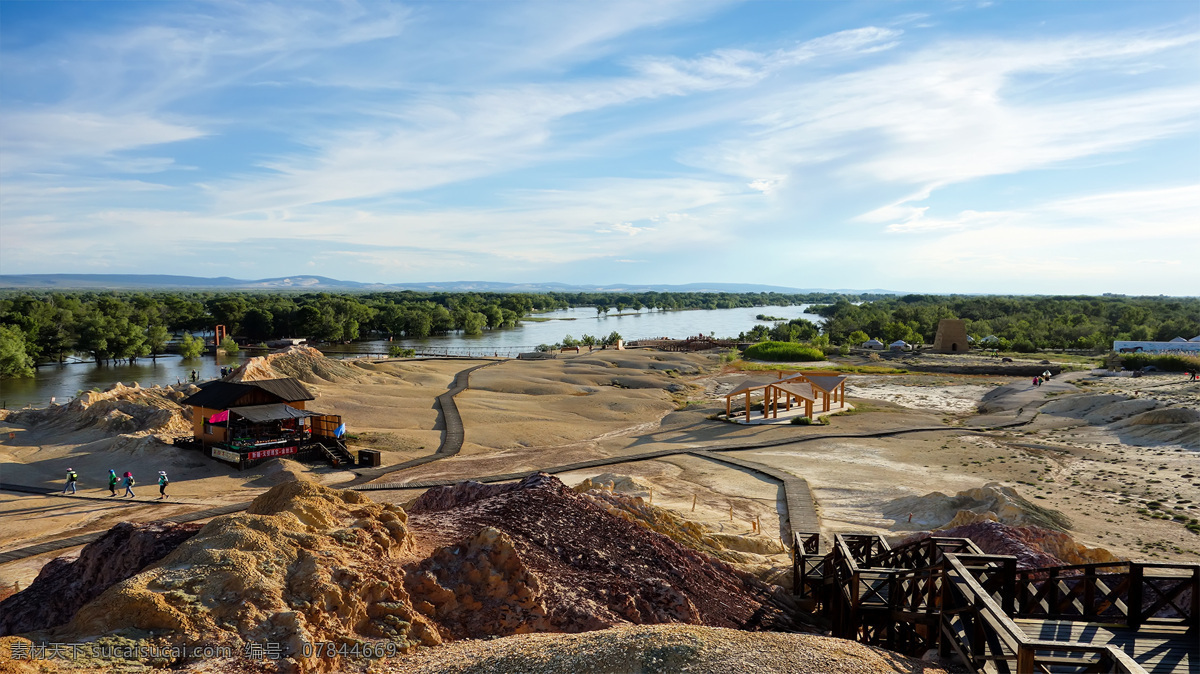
(791, 532, 823, 603)
(941, 554, 1147, 674)
(1011, 560, 1199, 628)
(793, 532, 1195, 672)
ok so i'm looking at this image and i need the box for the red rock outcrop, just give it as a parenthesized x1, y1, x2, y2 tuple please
(406, 473, 807, 634)
(901, 520, 1118, 569)
(0, 521, 201, 637)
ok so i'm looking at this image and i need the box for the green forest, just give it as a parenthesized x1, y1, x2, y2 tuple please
(1, 290, 1196, 378)
(807, 295, 1200, 352)
(0, 289, 853, 376)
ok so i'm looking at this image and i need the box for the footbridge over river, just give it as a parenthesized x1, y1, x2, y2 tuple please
(791, 532, 1198, 673)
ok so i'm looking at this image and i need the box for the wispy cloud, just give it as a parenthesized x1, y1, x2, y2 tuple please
(1, 2, 1197, 293)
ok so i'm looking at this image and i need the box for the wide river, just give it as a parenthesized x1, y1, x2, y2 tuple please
(0, 305, 822, 409)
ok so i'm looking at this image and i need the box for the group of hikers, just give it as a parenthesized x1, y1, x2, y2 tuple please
(1031, 370, 1053, 387)
(62, 468, 170, 500)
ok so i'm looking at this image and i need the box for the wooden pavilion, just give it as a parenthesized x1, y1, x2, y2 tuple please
(722, 371, 849, 423)
(792, 373, 848, 412)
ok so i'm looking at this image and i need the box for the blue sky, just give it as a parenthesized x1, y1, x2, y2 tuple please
(1, 0, 1197, 294)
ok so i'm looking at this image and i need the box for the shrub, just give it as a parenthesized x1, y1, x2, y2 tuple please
(218, 336, 239, 354)
(1119, 353, 1200, 372)
(743, 341, 824, 362)
(1012, 339, 1037, 353)
(791, 416, 814, 425)
(388, 346, 416, 357)
(177, 333, 204, 359)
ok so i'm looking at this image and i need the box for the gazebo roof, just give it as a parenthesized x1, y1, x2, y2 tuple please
(799, 375, 847, 392)
(769, 381, 815, 400)
(724, 378, 775, 397)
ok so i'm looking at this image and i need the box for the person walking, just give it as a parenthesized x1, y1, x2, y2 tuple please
(123, 471, 136, 498)
(157, 471, 169, 500)
(62, 468, 78, 495)
(108, 469, 118, 496)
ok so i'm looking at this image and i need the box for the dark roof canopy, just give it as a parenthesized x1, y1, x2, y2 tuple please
(801, 375, 847, 392)
(182, 378, 314, 410)
(232, 403, 319, 423)
(244, 378, 314, 402)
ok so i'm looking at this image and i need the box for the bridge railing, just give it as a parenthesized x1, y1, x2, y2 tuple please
(941, 554, 1148, 674)
(870, 536, 983, 570)
(791, 531, 823, 602)
(1011, 560, 1199, 628)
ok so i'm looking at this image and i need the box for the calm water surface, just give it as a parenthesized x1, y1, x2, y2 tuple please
(0, 305, 821, 408)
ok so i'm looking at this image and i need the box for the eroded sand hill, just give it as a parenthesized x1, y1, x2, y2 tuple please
(3, 476, 808, 672)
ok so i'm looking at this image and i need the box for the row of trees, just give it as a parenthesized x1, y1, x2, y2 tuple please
(808, 295, 1200, 350)
(0, 289, 855, 377)
(538, 332, 624, 351)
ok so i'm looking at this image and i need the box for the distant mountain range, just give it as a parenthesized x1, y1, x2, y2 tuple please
(0, 274, 901, 295)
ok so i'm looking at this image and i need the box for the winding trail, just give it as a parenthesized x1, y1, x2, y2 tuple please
(0, 363, 1053, 566)
(341, 360, 501, 486)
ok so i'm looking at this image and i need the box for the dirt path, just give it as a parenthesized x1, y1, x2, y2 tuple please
(0, 368, 1062, 567)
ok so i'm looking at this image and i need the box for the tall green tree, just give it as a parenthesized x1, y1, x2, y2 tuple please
(178, 333, 204, 358)
(0, 325, 35, 378)
(146, 324, 170, 358)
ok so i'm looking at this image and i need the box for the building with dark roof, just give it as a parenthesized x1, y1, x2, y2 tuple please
(180, 378, 351, 468)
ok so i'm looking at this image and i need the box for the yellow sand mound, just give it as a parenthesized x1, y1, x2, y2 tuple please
(883, 482, 1072, 532)
(62, 479, 437, 673)
(229, 345, 366, 385)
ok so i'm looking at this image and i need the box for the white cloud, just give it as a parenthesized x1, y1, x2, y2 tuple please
(0, 112, 204, 172)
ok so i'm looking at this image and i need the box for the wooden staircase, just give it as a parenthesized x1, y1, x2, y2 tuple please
(792, 532, 1198, 673)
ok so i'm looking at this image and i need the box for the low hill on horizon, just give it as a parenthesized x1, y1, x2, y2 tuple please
(0, 274, 899, 295)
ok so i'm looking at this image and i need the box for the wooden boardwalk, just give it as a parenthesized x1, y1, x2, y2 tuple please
(1016, 619, 1197, 674)
(688, 450, 820, 546)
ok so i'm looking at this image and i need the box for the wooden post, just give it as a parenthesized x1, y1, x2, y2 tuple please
(729, 505, 734, 521)
(744, 390, 750, 422)
(692, 494, 697, 512)
(1128, 563, 1144, 628)
(1001, 557, 1017, 616)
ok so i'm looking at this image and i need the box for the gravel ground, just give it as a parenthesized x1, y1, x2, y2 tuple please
(384, 624, 947, 674)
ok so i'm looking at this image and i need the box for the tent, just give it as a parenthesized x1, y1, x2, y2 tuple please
(862, 339, 885, 349)
(889, 340, 911, 351)
(1170, 336, 1188, 343)
(1191, 336, 1200, 342)
(980, 335, 1000, 345)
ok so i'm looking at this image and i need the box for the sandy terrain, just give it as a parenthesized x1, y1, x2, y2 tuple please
(2, 347, 1197, 595)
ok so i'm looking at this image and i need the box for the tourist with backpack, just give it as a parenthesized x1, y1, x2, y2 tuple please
(158, 471, 169, 500)
(62, 468, 77, 495)
(108, 469, 118, 496)
(123, 471, 136, 498)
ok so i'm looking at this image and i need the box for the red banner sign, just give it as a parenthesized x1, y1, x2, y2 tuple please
(247, 445, 298, 461)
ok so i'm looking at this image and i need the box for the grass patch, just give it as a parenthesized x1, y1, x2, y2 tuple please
(983, 351, 1104, 366)
(1119, 353, 1200, 372)
(744, 341, 825, 362)
(730, 360, 906, 375)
